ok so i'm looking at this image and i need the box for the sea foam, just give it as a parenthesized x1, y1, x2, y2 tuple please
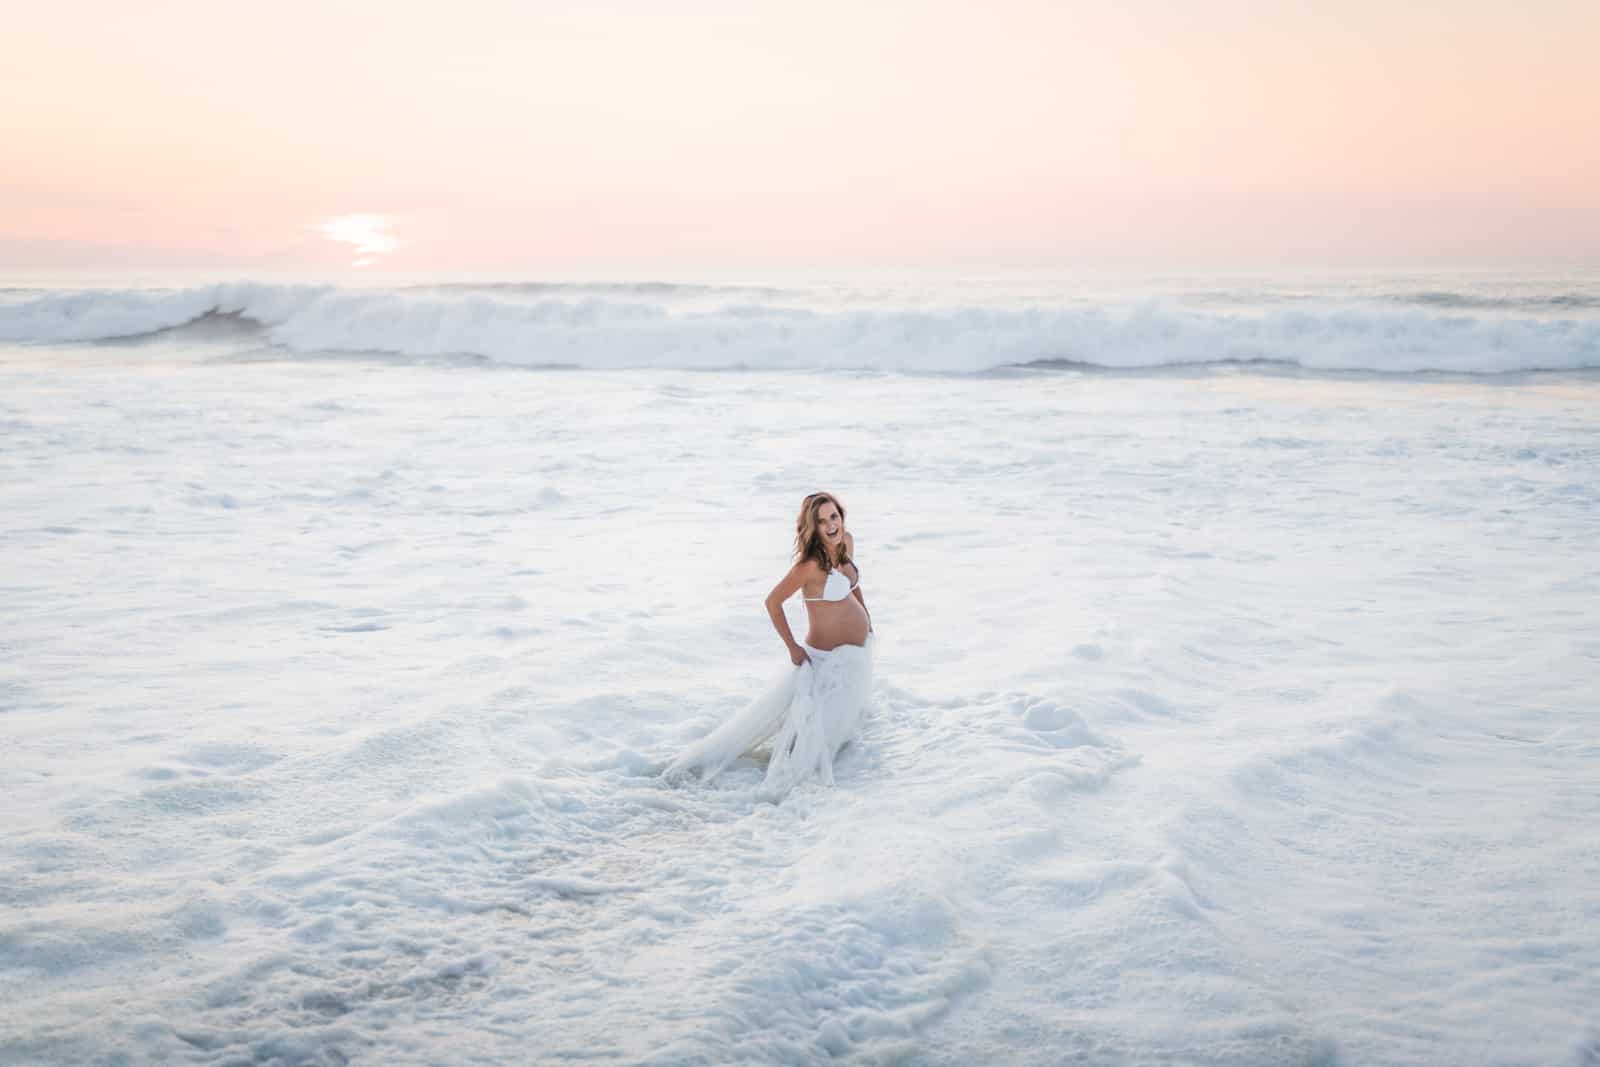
(3, 282, 1599, 374)
(4, 347, 1597, 1064)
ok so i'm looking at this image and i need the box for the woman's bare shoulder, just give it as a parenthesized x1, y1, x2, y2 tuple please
(770, 558, 821, 602)
(791, 557, 823, 595)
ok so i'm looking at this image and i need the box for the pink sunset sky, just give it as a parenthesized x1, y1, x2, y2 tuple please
(4, 0, 1598, 274)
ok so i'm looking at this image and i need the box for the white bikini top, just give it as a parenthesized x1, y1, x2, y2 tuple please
(802, 563, 861, 603)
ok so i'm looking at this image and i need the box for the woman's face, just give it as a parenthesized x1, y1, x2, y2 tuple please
(815, 501, 844, 548)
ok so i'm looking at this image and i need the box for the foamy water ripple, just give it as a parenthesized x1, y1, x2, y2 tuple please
(1, 343, 1597, 1063)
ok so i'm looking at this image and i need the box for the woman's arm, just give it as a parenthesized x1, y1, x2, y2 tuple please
(765, 561, 817, 665)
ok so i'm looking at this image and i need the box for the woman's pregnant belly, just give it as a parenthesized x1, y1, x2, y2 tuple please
(804, 597, 871, 651)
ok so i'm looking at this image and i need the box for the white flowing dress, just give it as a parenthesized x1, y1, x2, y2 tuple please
(666, 633, 874, 798)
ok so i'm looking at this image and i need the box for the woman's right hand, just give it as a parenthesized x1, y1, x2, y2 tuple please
(789, 645, 811, 667)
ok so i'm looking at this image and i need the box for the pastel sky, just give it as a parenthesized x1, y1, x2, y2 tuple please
(4, 0, 1597, 273)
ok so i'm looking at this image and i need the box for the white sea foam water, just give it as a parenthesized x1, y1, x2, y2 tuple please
(1, 270, 1598, 1065)
(2, 269, 1599, 373)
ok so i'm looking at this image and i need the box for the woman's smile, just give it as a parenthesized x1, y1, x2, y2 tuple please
(819, 507, 843, 540)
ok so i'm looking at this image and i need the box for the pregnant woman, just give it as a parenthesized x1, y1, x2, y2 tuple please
(666, 491, 875, 797)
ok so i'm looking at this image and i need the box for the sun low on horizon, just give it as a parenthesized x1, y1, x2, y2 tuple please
(4, 0, 1598, 275)
(313, 215, 403, 268)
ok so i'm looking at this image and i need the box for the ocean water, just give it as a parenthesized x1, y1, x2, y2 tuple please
(4, 267, 1600, 373)
(2, 270, 1598, 1065)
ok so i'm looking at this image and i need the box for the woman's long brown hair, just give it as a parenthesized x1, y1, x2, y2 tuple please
(794, 492, 851, 572)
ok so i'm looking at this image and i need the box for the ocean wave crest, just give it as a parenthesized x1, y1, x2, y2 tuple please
(1384, 291, 1600, 312)
(2, 282, 1598, 374)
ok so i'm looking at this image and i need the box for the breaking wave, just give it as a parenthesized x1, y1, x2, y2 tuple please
(3, 282, 1598, 374)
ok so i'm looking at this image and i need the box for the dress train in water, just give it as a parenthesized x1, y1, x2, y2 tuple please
(665, 634, 874, 797)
